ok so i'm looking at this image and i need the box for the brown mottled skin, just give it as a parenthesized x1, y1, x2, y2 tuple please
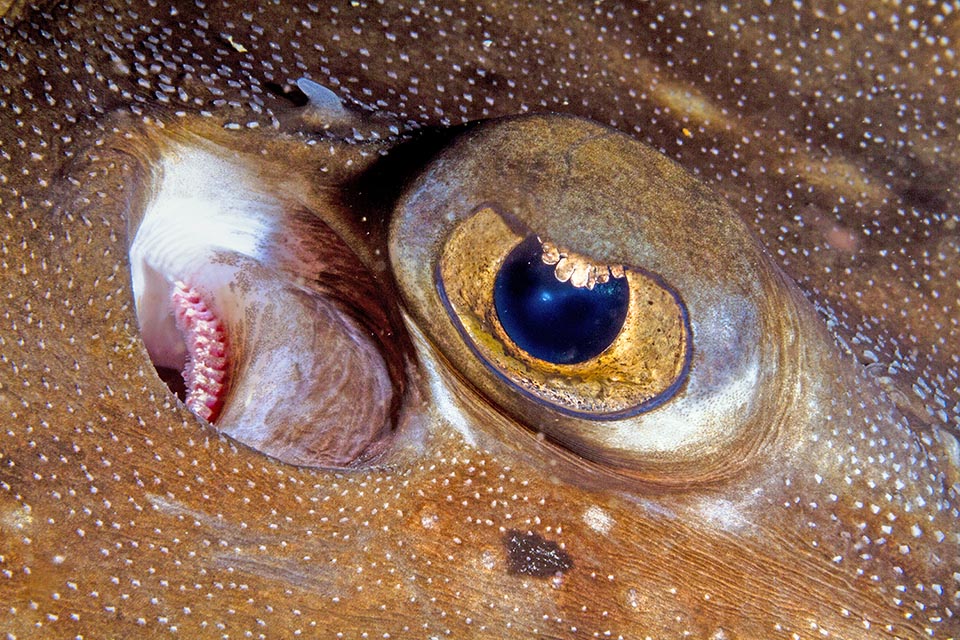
(1, 2, 958, 638)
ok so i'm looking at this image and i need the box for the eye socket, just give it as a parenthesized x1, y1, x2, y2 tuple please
(390, 114, 804, 483)
(437, 205, 691, 418)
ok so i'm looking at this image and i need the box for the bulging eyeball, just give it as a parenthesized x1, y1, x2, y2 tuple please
(390, 114, 812, 484)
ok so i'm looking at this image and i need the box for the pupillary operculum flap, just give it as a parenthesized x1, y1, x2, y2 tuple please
(127, 135, 405, 468)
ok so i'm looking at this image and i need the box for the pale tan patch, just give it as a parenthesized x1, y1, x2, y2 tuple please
(540, 240, 624, 290)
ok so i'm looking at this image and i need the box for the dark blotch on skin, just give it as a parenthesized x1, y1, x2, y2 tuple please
(503, 530, 573, 577)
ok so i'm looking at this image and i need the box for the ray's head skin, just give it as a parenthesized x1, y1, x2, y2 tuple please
(1, 2, 959, 638)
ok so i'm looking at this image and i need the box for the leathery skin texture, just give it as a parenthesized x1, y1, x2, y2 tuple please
(0, 2, 958, 638)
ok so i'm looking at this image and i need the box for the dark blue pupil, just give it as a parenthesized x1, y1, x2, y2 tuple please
(494, 236, 629, 365)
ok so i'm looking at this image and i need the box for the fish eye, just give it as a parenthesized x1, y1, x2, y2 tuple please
(391, 115, 806, 484)
(437, 205, 691, 418)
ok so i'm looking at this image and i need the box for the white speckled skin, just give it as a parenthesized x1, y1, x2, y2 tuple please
(0, 2, 957, 638)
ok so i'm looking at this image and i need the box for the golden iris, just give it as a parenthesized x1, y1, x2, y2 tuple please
(437, 205, 691, 418)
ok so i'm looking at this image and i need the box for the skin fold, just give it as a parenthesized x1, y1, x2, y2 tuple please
(0, 2, 958, 638)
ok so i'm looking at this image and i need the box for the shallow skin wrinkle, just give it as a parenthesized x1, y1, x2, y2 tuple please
(0, 2, 958, 639)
